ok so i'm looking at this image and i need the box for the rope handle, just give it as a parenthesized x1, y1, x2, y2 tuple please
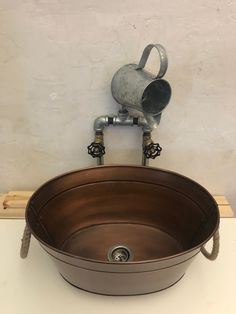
(20, 225, 31, 258)
(200, 229, 219, 261)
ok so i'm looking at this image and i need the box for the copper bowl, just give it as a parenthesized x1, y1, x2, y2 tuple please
(26, 166, 219, 295)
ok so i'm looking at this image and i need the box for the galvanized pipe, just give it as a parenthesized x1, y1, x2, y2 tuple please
(142, 153, 149, 166)
(94, 116, 109, 133)
(92, 109, 153, 165)
(142, 131, 152, 166)
(97, 156, 103, 166)
(94, 112, 152, 133)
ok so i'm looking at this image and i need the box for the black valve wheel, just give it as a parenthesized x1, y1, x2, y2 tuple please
(87, 142, 105, 158)
(143, 143, 162, 159)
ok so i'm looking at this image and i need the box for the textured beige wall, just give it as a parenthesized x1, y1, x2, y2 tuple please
(0, 1, 236, 209)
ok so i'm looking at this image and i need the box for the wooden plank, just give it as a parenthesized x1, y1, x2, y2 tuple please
(3, 191, 33, 211)
(0, 208, 25, 218)
(0, 193, 26, 219)
(218, 205, 234, 218)
(4, 191, 33, 204)
(213, 195, 229, 205)
(0, 191, 234, 219)
(7, 191, 34, 198)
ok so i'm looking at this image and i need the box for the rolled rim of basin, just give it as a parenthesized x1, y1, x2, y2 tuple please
(26, 165, 220, 265)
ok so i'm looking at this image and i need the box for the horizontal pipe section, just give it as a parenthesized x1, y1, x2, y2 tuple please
(94, 114, 152, 133)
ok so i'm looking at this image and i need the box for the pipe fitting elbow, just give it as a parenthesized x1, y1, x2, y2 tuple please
(94, 116, 109, 132)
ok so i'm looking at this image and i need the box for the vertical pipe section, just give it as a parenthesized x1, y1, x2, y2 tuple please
(97, 156, 104, 165)
(142, 132, 152, 166)
(142, 153, 149, 166)
(95, 132, 105, 165)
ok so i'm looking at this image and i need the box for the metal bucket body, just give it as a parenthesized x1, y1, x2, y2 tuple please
(26, 166, 219, 295)
(41, 243, 198, 295)
(111, 63, 171, 116)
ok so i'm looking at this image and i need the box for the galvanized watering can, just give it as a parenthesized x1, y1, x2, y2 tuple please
(111, 44, 172, 127)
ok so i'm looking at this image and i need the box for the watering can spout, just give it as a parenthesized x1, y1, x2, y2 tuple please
(144, 113, 162, 129)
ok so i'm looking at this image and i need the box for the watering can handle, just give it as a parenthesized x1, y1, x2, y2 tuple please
(137, 44, 168, 79)
(200, 229, 219, 261)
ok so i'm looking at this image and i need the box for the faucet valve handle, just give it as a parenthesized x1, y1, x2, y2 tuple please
(87, 142, 105, 158)
(143, 142, 162, 159)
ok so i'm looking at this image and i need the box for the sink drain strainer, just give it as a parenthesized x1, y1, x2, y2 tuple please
(107, 245, 133, 262)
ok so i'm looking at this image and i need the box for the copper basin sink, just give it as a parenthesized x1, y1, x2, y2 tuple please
(26, 166, 219, 295)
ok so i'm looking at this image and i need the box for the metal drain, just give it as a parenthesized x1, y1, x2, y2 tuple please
(107, 245, 133, 262)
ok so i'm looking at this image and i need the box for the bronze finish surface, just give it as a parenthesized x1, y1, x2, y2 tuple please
(26, 166, 219, 295)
